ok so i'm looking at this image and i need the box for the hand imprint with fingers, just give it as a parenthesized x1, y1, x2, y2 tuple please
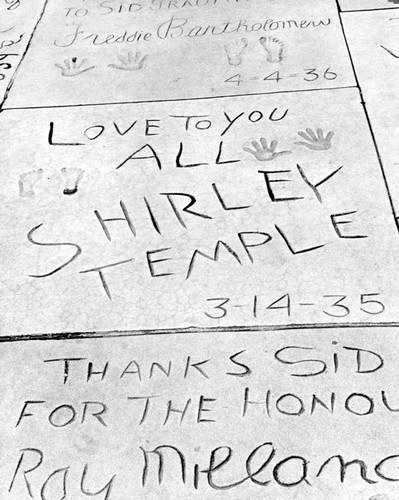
(61, 167, 85, 195)
(295, 128, 334, 151)
(108, 52, 148, 71)
(55, 57, 96, 77)
(224, 38, 248, 66)
(243, 138, 291, 161)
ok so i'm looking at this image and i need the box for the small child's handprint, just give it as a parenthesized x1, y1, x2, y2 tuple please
(224, 38, 248, 66)
(55, 57, 96, 77)
(61, 167, 84, 195)
(295, 128, 334, 151)
(243, 138, 291, 161)
(108, 52, 148, 71)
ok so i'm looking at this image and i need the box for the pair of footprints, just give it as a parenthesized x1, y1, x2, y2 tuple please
(243, 128, 334, 162)
(55, 52, 147, 77)
(225, 36, 284, 67)
(19, 168, 84, 197)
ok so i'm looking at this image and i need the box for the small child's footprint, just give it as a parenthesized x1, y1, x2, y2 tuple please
(19, 169, 43, 197)
(259, 36, 284, 63)
(61, 167, 84, 195)
(224, 38, 248, 66)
